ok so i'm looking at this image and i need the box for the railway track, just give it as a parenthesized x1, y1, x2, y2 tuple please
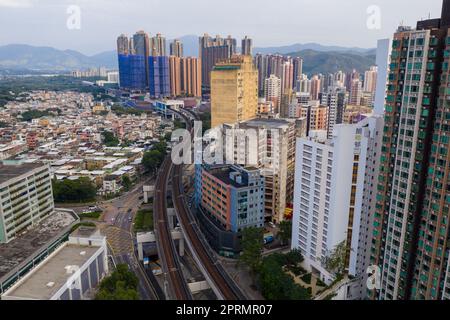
(170, 108, 245, 300)
(154, 107, 245, 300)
(153, 158, 192, 300)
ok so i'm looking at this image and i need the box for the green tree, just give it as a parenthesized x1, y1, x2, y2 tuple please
(258, 253, 311, 300)
(20, 109, 53, 121)
(277, 220, 292, 246)
(52, 177, 97, 203)
(95, 264, 139, 300)
(102, 131, 120, 147)
(122, 175, 132, 192)
(239, 227, 264, 275)
(259, 252, 311, 300)
(142, 140, 167, 175)
(284, 248, 304, 266)
(323, 240, 347, 276)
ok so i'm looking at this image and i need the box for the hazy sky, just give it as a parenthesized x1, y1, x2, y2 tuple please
(0, 0, 443, 55)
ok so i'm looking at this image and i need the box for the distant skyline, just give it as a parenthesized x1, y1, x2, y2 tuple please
(0, 0, 443, 55)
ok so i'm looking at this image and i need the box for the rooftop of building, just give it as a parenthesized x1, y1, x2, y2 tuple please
(240, 117, 295, 129)
(2, 243, 99, 300)
(0, 210, 78, 281)
(205, 164, 260, 188)
(0, 162, 46, 186)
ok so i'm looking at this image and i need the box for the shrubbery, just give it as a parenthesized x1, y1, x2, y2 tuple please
(52, 177, 97, 203)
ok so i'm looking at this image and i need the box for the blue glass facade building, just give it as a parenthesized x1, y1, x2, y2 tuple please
(118, 54, 147, 91)
(148, 56, 170, 98)
(118, 54, 169, 97)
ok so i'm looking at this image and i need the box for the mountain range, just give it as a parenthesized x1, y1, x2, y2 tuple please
(0, 35, 376, 75)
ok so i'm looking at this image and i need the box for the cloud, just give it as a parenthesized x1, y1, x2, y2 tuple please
(0, 0, 34, 8)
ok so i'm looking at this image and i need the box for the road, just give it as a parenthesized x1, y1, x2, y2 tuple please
(99, 176, 161, 300)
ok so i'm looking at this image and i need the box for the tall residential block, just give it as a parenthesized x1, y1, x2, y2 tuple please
(291, 115, 384, 297)
(199, 34, 236, 88)
(364, 66, 378, 93)
(372, 0, 450, 300)
(211, 55, 258, 128)
(151, 33, 166, 56)
(169, 56, 202, 98)
(222, 118, 296, 223)
(241, 36, 253, 56)
(320, 89, 348, 138)
(170, 39, 183, 57)
(117, 32, 148, 90)
(148, 56, 170, 98)
(0, 162, 54, 243)
(349, 78, 363, 106)
(264, 74, 282, 112)
(169, 56, 182, 97)
(181, 57, 202, 97)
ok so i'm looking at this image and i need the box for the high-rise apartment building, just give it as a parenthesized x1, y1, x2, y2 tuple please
(199, 34, 236, 87)
(148, 56, 170, 98)
(372, 0, 450, 300)
(364, 66, 378, 93)
(293, 57, 304, 89)
(133, 31, 150, 57)
(292, 115, 384, 296)
(222, 118, 297, 222)
(299, 101, 329, 135)
(117, 34, 129, 55)
(254, 54, 268, 96)
(168, 56, 202, 97)
(180, 57, 202, 97)
(170, 39, 183, 57)
(297, 74, 311, 94)
(169, 56, 182, 97)
(320, 89, 348, 138)
(241, 36, 253, 56)
(0, 162, 54, 243)
(151, 33, 166, 56)
(349, 79, 363, 106)
(211, 55, 258, 128)
(346, 69, 360, 92)
(310, 75, 321, 100)
(289, 92, 311, 118)
(264, 75, 282, 112)
(281, 61, 294, 95)
(254, 54, 302, 97)
(334, 71, 346, 89)
(117, 32, 148, 90)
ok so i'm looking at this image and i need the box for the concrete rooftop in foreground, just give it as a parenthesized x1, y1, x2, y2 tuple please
(0, 210, 77, 280)
(3, 244, 99, 300)
(0, 162, 44, 186)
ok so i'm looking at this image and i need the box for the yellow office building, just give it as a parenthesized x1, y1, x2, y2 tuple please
(211, 55, 258, 128)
